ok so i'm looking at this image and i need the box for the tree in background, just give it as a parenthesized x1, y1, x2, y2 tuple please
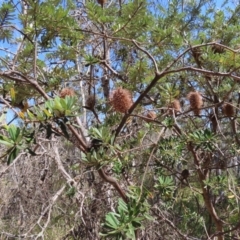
(0, 0, 240, 239)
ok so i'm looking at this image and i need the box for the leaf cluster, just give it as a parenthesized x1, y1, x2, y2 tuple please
(100, 187, 153, 239)
(0, 2, 14, 42)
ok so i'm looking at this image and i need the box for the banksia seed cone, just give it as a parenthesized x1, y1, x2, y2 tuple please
(168, 99, 181, 115)
(144, 111, 156, 123)
(223, 103, 234, 117)
(97, 0, 106, 6)
(109, 88, 133, 113)
(60, 88, 75, 98)
(86, 95, 96, 109)
(181, 169, 189, 180)
(187, 91, 203, 115)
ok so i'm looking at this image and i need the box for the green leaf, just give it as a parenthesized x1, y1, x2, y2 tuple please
(0, 135, 14, 147)
(26, 148, 37, 156)
(7, 147, 19, 165)
(105, 212, 120, 229)
(57, 120, 69, 138)
(118, 198, 128, 213)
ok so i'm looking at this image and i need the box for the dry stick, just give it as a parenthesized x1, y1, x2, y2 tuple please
(0, 72, 27, 83)
(151, 208, 188, 240)
(53, 145, 86, 226)
(0, 153, 26, 178)
(34, 186, 65, 240)
(0, 47, 15, 55)
(0, 96, 19, 116)
(76, 51, 87, 127)
(231, 119, 240, 147)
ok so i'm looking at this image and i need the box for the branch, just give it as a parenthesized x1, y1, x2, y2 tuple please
(98, 167, 128, 203)
(188, 143, 224, 240)
(132, 39, 159, 73)
(67, 124, 88, 151)
(113, 2, 144, 35)
(115, 63, 240, 138)
(0, 70, 50, 100)
(0, 152, 26, 178)
(2, 25, 33, 44)
(21, 183, 65, 238)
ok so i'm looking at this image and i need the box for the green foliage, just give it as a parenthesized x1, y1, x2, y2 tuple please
(159, 83, 180, 103)
(100, 187, 153, 239)
(188, 129, 216, 151)
(1, 0, 240, 239)
(45, 96, 78, 118)
(65, 186, 76, 198)
(81, 127, 122, 166)
(0, 2, 14, 42)
(154, 176, 175, 200)
(0, 125, 35, 164)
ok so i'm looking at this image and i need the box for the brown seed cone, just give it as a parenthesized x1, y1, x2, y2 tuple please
(223, 103, 235, 117)
(181, 169, 189, 179)
(86, 95, 96, 109)
(187, 91, 203, 115)
(109, 88, 133, 113)
(144, 111, 157, 123)
(97, 0, 106, 6)
(168, 99, 181, 115)
(60, 88, 75, 98)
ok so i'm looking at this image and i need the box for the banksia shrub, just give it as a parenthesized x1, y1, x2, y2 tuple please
(60, 88, 75, 98)
(109, 88, 133, 113)
(144, 111, 157, 123)
(187, 91, 203, 115)
(86, 95, 96, 109)
(223, 103, 235, 117)
(168, 99, 181, 115)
